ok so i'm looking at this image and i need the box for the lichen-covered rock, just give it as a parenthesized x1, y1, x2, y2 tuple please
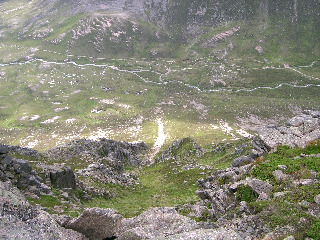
(117, 207, 200, 240)
(272, 170, 289, 183)
(65, 208, 123, 240)
(0, 181, 87, 240)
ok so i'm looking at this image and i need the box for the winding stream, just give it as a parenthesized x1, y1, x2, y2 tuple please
(1, 57, 319, 93)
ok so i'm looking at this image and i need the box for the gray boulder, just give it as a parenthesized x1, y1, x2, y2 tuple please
(49, 165, 76, 189)
(232, 156, 252, 167)
(65, 208, 122, 240)
(117, 207, 200, 239)
(12, 158, 33, 174)
(272, 170, 289, 183)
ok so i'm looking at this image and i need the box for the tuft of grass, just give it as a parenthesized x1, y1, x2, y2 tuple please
(236, 184, 258, 203)
(27, 195, 61, 209)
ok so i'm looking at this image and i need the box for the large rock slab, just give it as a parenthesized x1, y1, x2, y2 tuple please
(65, 208, 123, 240)
(117, 207, 200, 239)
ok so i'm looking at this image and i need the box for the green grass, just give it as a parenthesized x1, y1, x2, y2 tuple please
(252, 142, 320, 184)
(27, 195, 62, 211)
(0, 53, 319, 150)
(81, 161, 203, 217)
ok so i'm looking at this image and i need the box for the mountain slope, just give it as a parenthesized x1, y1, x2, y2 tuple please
(0, 0, 319, 149)
(1, 0, 319, 62)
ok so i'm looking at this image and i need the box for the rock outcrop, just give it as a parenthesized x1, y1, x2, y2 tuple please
(155, 137, 205, 163)
(38, 164, 77, 189)
(44, 138, 148, 167)
(77, 162, 139, 185)
(0, 111, 319, 239)
(4, 144, 43, 160)
(195, 164, 262, 220)
(0, 181, 87, 240)
(232, 136, 269, 167)
(258, 110, 320, 149)
(0, 145, 52, 197)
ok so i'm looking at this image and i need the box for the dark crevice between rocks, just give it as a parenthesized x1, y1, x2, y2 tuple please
(104, 236, 117, 240)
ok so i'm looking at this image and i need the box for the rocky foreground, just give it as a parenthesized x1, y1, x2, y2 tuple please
(1, 111, 320, 239)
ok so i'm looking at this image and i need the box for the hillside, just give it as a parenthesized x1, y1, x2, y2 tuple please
(1, 112, 320, 239)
